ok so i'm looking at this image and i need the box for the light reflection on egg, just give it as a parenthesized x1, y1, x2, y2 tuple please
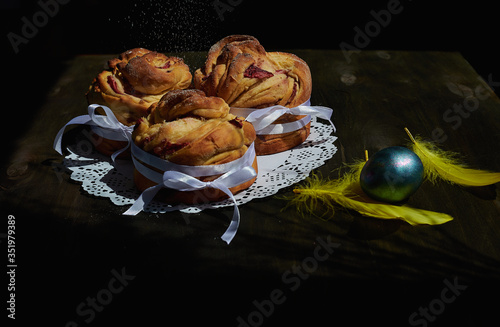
(360, 146, 424, 203)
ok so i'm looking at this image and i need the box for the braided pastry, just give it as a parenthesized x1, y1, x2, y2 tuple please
(194, 35, 311, 108)
(194, 35, 312, 155)
(132, 89, 257, 204)
(87, 48, 192, 126)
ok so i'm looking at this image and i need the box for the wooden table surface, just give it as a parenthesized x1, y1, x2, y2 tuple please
(2, 50, 500, 326)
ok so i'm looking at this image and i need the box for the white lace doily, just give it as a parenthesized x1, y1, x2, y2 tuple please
(63, 117, 337, 214)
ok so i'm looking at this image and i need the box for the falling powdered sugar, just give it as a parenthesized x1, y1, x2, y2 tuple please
(107, 0, 217, 52)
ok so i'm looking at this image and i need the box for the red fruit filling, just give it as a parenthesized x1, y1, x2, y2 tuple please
(157, 61, 171, 69)
(244, 65, 274, 79)
(153, 140, 189, 157)
(229, 118, 243, 129)
(107, 75, 122, 94)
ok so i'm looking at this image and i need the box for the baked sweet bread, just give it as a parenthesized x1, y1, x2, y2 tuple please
(132, 89, 257, 204)
(85, 48, 192, 158)
(194, 35, 312, 155)
(87, 48, 192, 126)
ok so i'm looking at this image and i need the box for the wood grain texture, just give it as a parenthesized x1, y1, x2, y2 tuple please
(1, 51, 499, 326)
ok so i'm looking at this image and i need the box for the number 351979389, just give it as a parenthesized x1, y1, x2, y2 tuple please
(7, 215, 15, 263)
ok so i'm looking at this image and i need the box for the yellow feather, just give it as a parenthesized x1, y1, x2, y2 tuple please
(405, 128, 500, 187)
(287, 163, 453, 225)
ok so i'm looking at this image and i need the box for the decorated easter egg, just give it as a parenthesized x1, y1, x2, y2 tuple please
(360, 146, 424, 203)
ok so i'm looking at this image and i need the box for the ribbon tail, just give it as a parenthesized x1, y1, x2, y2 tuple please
(123, 184, 163, 216)
(54, 125, 66, 155)
(220, 203, 240, 244)
(207, 180, 241, 244)
(53, 115, 93, 154)
(312, 106, 336, 132)
(216, 184, 240, 244)
(110, 139, 131, 164)
(215, 165, 257, 244)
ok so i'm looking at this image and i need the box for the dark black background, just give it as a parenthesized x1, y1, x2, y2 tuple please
(2, 0, 499, 154)
(3, 0, 499, 126)
(2, 0, 499, 73)
(2, 1, 500, 326)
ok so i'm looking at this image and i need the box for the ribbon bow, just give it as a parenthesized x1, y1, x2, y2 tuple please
(54, 104, 134, 162)
(245, 105, 336, 133)
(123, 162, 257, 244)
(230, 99, 336, 135)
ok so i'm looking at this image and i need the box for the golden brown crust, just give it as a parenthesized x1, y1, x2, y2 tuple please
(86, 48, 192, 127)
(86, 70, 154, 126)
(267, 52, 312, 107)
(194, 35, 312, 155)
(194, 35, 311, 108)
(132, 89, 257, 204)
(133, 89, 255, 165)
(108, 48, 151, 69)
(114, 52, 191, 95)
(152, 89, 230, 123)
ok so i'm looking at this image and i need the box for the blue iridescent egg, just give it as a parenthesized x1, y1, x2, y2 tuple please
(360, 146, 424, 203)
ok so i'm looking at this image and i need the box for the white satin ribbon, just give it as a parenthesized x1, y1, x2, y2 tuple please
(230, 99, 336, 135)
(124, 142, 257, 244)
(53, 104, 134, 162)
(130, 141, 255, 177)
